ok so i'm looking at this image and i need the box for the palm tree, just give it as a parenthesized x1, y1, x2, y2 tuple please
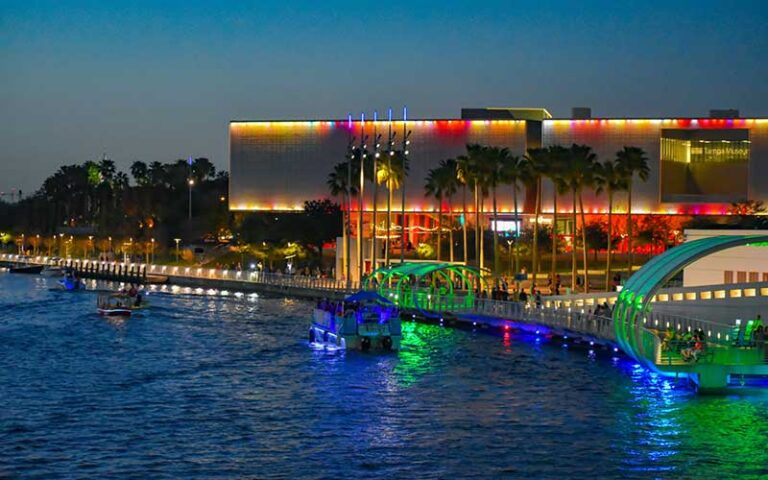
(378, 150, 408, 265)
(130, 161, 149, 186)
(566, 144, 599, 293)
(524, 148, 549, 289)
(546, 146, 569, 285)
(440, 159, 460, 263)
(595, 160, 628, 291)
(456, 154, 471, 265)
(458, 144, 487, 268)
(327, 161, 358, 279)
(575, 145, 599, 293)
(561, 149, 580, 291)
(498, 154, 528, 277)
(485, 146, 512, 274)
(424, 166, 446, 261)
(615, 146, 650, 278)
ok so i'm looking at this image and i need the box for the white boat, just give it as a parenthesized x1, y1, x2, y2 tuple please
(42, 266, 64, 277)
(96, 293, 147, 317)
(97, 294, 133, 317)
(310, 291, 402, 351)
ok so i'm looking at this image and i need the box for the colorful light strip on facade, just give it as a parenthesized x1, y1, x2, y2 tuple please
(230, 117, 768, 213)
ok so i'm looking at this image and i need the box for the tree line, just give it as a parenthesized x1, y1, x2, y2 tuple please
(327, 142, 650, 292)
(0, 157, 229, 247)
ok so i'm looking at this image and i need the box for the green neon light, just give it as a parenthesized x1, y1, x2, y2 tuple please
(614, 234, 768, 387)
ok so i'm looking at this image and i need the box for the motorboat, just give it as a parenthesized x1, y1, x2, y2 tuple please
(310, 291, 402, 351)
(58, 276, 86, 291)
(97, 294, 132, 317)
(9, 264, 44, 274)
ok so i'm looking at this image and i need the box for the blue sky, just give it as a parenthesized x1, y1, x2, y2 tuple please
(2, 0, 767, 193)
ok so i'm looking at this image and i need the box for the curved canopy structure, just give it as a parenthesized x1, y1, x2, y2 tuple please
(365, 263, 487, 314)
(614, 235, 768, 389)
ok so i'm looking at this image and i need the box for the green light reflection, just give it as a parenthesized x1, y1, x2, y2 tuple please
(393, 321, 462, 388)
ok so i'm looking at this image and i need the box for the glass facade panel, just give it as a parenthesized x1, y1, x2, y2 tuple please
(660, 129, 749, 203)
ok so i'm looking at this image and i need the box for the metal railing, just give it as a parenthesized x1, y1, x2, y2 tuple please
(6, 253, 760, 350)
(0, 253, 359, 295)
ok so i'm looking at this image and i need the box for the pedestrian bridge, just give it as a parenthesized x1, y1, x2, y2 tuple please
(614, 234, 768, 391)
(364, 242, 768, 391)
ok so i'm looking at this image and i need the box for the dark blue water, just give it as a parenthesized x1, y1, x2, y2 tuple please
(2, 273, 768, 479)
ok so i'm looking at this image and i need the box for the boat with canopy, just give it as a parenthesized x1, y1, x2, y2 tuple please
(310, 291, 402, 351)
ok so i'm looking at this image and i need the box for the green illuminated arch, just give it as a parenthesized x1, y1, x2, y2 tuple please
(365, 262, 488, 312)
(614, 234, 768, 377)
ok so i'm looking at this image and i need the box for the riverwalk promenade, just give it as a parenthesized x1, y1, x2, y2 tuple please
(3, 252, 763, 351)
(1, 253, 619, 346)
(5, 245, 768, 391)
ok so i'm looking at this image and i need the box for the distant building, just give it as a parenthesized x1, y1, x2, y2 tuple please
(229, 107, 768, 252)
(683, 229, 768, 287)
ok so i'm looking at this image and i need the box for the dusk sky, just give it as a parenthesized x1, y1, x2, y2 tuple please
(2, 0, 767, 194)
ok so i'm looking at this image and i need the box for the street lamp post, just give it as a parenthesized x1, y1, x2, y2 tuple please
(507, 239, 513, 275)
(371, 111, 380, 272)
(188, 178, 194, 220)
(150, 238, 156, 264)
(19, 234, 24, 255)
(174, 238, 181, 262)
(400, 106, 411, 265)
(385, 108, 394, 267)
(88, 235, 93, 259)
(345, 114, 353, 289)
(108, 237, 112, 259)
(35, 234, 40, 256)
(357, 112, 367, 286)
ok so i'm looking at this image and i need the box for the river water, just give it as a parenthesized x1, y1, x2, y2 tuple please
(1, 272, 767, 479)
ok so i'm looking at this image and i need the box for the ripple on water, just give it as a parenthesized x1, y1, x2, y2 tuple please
(1, 273, 768, 479)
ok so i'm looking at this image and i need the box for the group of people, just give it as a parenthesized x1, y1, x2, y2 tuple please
(546, 274, 563, 296)
(662, 327, 708, 362)
(515, 288, 543, 308)
(316, 299, 361, 316)
(119, 283, 143, 307)
(593, 302, 613, 317)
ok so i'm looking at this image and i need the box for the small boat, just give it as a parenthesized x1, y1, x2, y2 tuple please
(58, 277, 86, 291)
(97, 294, 133, 317)
(310, 291, 402, 351)
(9, 264, 44, 274)
(42, 265, 64, 277)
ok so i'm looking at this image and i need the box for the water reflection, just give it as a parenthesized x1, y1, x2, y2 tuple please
(1, 273, 768, 479)
(612, 358, 768, 478)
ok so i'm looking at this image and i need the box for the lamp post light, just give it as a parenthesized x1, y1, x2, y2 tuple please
(20, 233, 25, 255)
(58, 233, 64, 257)
(400, 105, 411, 265)
(150, 238, 156, 264)
(371, 111, 381, 272)
(174, 238, 181, 263)
(188, 178, 195, 220)
(357, 112, 368, 285)
(345, 113, 353, 289)
(385, 108, 394, 267)
(108, 236, 112, 259)
(507, 239, 513, 275)
(88, 235, 93, 259)
(35, 234, 40, 256)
